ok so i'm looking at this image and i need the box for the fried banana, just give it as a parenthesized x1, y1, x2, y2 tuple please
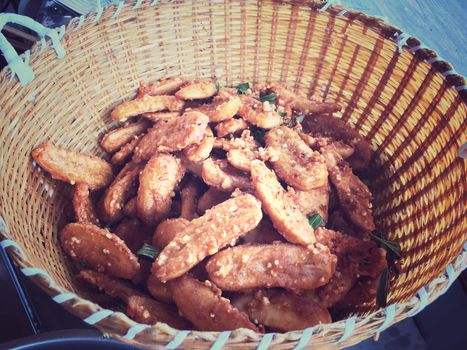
(298, 131, 354, 159)
(100, 120, 150, 153)
(180, 177, 203, 220)
(126, 295, 191, 329)
(60, 223, 139, 279)
(147, 274, 173, 303)
(226, 148, 256, 172)
(111, 95, 185, 122)
(206, 243, 336, 290)
(175, 80, 217, 100)
(183, 127, 214, 162)
(321, 147, 375, 231)
(153, 193, 262, 281)
(170, 275, 259, 331)
(201, 158, 252, 192)
(288, 184, 330, 221)
(250, 160, 314, 245)
(72, 184, 99, 224)
(302, 114, 372, 170)
(191, 88, 241, 122)
(133, 111, 209, 161)
(137, 153, 185, 226)
(316, 269, 357, 307)
(98, 163, 141, 224)
(152, 218, 189, 248)
(31, 141, 113, 190)
(265, 126, 328, 191)
(141, 111, 182, 123)
(215, 118, 248, 137)
(138, 77, 187, 96)
(233, 290, 332, 331)
(123, 197, 137, 218)
(196, 187, 231, 215)
(114, 218, 152, 253)
(237, 95, 282, 129)
(110, 134, 143, 165)
(241, 218, 284, 244)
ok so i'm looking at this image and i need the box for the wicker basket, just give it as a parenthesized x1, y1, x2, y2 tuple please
(0, 0, 466, 349)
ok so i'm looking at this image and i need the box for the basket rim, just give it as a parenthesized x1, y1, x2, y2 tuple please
(0, 0, 466, 348)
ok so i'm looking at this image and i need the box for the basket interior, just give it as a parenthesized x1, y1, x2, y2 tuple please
(0, 0, 465, 325)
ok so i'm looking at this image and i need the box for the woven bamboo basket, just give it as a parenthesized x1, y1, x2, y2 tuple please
(0, 0, 466, 349)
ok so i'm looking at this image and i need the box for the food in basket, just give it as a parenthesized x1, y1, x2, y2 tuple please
(31, 78, 394, 332)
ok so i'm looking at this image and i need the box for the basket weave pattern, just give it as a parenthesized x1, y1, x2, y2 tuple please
(0, 1, 466, 349)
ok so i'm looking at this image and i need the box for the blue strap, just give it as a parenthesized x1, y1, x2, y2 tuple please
(0, 13, 65, 86)
(440, 264, 457, 295)
(83, 309, 114, 325)
(456, 85, 467, 92)
(375, 304, 396, 333)
(427, 56, 445, 64)
(133, 0, 143, 9)
(52, 292, 77, 303)
(112, 1, 125, 18)
(394, 32, 411, 53)
(408, 287, 429, 317)
(165, 330, 190, 349)
(210, 331, 231, 350)
(293, 327, 314, 350)
(336, 316, 356, 344)
(442, 69, 458, 77)
(151, 0, 160, 5)
(318, 0, 334, 13)
(256, 333, 275, 350)
(93, 0, 104, 23)
(0, 217, 9, 234)
(337, 9, 347, 16)
(123, 324, 151, 340)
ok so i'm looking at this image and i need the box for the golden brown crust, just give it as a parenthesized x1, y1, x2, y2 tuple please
(190, 88, 241, 122)
(137, 153, 185, 227)
(141, 111, 182, 123)
(152, 193, 262, 282)
(265, 126, 328, 191)
(288, 184, 330, 222)
(77, 270, 144, 303)
(175, 81, 217, 100)
(126, 295, 191, 329)
(180, 177, 203, 220)
(133, 111, 209, 161)
(110, 134, 143, 165)
(170, 275, 259, 331)
(98, 163, 142, 224)
(316, 269, 357, 307)
(60, 223, 139, 279)
(138, 77, 187, 97)
(250, 160, 315, 245)
(100, 120, 150, 154)
(226, 148, 256, 172)
(31, 141, 114, 190)
(196, 187, 232, 215)
(72, 184, 99, 225)
(241, 218, 284, 244)
(111, 95, 185, 122)
(237, 95, 282, 129)
(233, 290, 332, 331)
(298, 131, 354, 159)
(123, 197, 137, 218)
(215, 118, 248, 137)
(182, 127, 214, 162)
(322, 147, 375, 231)
(147, 274, 173, 303)
(114, 218, 152, 253)
(206, 243, 336, 291)
(201, 158, 252, 192)
(152, 218, 189, 248)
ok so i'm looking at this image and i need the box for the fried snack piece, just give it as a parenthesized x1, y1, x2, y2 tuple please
(206, 243, 336, 291)
(98, 163, 141, 224)
(114, 218, 152, 253)
(191, 88, 241, 122)
(227, 148, 256, 172)
(179, 154, 203, 178)
(31, 142, 113, 190)
(237, 95, 282, 129)
(152, 218, 189, 248)
(180, 177, 203, 220)
(133, 111, 209, 162)
(123, 197, 137, 218)
(170, 275, 259, 331)
(333, 276, 379, 311)
(197, 187, 231, 215)
(251, 160, 314, 245)
(183, 127, 214, 162)
(298, 131, 354, 159)
(78, 270, 145, 302)
(215, 118, 248, 137)
(141, 111, 182, 123)
(241, 218, 284, 244)
(110, 134, 143, 165)
(322, 147, 375, 231)
(328, 210, 366, 239)
(288, 185, 330, 222)
(315, 228, 386, 278)
(302, 114, 372, 170)
(213, 129, 260, 152)
(233, 290, 331, 331)
(265, 126, 328, 191)
(147, 274, 173, 303)
(126, 295, 191, 329)
(201, 158, 252, 192)
(138, 77, 187, 96)
(60, 223, 139, 279)
(72, 184, 99, 225)
(316, 269, 357, 307)
(175, 80, 217, 100)
(153, 193, 262, 281)
(100, 120, 150, 153)
(137, 153, 185, 227)
(111, 95, 185, 122)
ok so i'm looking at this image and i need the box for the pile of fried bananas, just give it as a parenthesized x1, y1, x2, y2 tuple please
(31, 77, 387, 332)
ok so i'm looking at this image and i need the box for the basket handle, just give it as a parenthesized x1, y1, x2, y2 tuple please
(0, 13, 66, 86)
